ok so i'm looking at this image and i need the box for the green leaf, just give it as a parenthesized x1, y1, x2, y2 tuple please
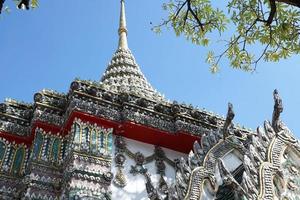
(31, 0, 39, 8)
(156, 0, 300, 72)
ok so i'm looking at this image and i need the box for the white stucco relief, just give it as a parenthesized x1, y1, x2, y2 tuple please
(111, 136, 187, 200)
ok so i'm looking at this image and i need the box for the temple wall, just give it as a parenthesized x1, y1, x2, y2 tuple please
(111, 137, 186, 200)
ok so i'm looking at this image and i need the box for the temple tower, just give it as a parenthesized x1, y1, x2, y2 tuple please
(1, 1, 300, 200)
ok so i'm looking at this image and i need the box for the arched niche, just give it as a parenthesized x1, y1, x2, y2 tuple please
(11, 147, 25, 176)
(106, 130, 113, 154)
(73, 122, 81, 144)
(0, 141, 6, 167)
(51, 138, 61, 163)
(90, 129, 97, 154)
(32, 131, 43, 160)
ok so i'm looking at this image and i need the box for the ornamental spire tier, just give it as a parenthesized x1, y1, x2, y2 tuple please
(100, 0, 165, 102)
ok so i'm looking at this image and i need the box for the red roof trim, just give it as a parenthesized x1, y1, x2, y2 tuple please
(69, 111, 200, 153)
(1, 110, 201, 153)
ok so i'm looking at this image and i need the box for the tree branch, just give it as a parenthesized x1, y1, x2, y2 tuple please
(267, 0, 277, 25)
(174, 1, 188, 19)
(0, 0, 5, 14)
(277, 0, 300, 8)
(186, 0, 205, 31)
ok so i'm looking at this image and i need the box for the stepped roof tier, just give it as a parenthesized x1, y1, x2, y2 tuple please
(100, 48, 165, 102)
(100, 0, 165, 102)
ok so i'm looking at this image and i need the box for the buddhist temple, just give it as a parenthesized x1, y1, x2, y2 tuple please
(0, 1, 299, 199)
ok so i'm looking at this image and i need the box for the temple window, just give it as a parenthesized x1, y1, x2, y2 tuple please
(32, 131, 43, 160)
(101, 132, 104, 148)
(106, 130, 113, 154)
(98, 129, 105, 153)
(90, 129, 97, 154)
(11, 147, 25, 176)
(74, 122, 81, 144)
(0, 141, 6, 168)
(81, 127, 90, 151)
(51, 138, 60, 163)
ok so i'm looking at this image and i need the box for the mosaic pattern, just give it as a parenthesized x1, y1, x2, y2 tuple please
(60, 119, 113, 200)
(72, 118, 113, 157)
(0, 138, 28, 177)
(173, 90, 300, 200)
(0, 1, 299, 199)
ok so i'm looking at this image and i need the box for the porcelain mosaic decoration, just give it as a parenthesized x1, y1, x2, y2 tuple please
(0, 1, 299, 199)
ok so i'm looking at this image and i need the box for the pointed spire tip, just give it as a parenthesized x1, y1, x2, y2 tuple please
(118, 0, 128, 49)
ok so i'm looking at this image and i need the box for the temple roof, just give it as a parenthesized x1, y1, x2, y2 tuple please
(100, 0, 165, 102)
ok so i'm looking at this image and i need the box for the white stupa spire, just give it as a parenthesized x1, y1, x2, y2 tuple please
(118, 0, 128, 49)
(100, 0, 165, 102)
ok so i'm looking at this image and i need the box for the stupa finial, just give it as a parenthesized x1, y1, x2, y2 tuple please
(100, 0, 165, 101)
(118, 0, 128, 49)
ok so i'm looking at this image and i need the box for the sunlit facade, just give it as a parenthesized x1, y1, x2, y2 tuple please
(0, 1, 299, 200)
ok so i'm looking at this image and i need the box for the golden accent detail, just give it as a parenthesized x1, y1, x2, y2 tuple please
(31, 160, 60, 170)
(0, 112, 28, 122)
(35, 102, 63, 111)
(74, 91, 120, 106)
(118, 27, 127, 35)
(73, 151, 111, 162)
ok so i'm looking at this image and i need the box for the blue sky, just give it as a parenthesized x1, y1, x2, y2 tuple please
(1, 1, 300, 136)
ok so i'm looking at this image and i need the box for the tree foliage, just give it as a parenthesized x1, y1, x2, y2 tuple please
(2, 0, 299, 73)
(154, 0, 300, 72)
